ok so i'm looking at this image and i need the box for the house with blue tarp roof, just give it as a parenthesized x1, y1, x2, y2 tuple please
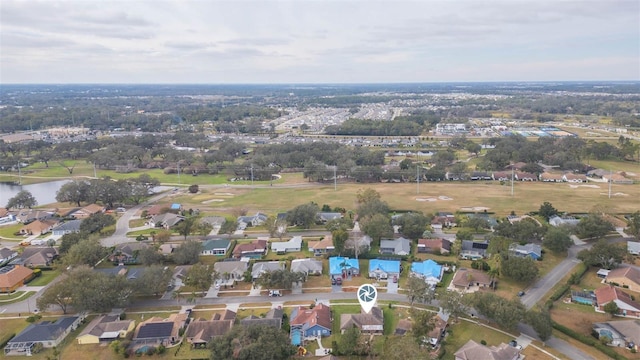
(329, 257, 359, 277)
(411, 259, 443, 286)
(368, 259, 400, 280)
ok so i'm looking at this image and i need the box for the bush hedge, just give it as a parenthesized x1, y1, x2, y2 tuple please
(552, 322, 627, 360)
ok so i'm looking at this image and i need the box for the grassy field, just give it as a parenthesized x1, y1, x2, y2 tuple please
(27, 269, 61, 286)
(0, 224, 23, 240)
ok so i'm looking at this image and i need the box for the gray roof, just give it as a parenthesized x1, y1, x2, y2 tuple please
(202, 239, 230, 251)
(214, 260, 248, 274)
(291, 258, 323, 274)
(240, 308, 283, 328)
(200, 216, 226, 226)
(251, 261, 284, 277)
(52, 219, 82, 232)
(9, 317, 79, 344)
(380, 237, 411, 254)
(136, 322, 173, 339)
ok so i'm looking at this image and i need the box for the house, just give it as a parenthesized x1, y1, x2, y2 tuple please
(200, 216, 226, 234)
(159, 243, 177, 255)
(417, 238, 451, 254)
(593, 320, 640, 351)
(602, 173, 634, 184)
(549, 215, 580, 227)
(460, 240, 488, 260)
(240, 308, 283, 328)
(145, 204, 169, 217)
(19, 219, 59, 236)
(15, 247, 58, 267)
(470, 171, 492, 180)
(71, 204, 105, 219)
(539, 172, 564, 182)
(345, 223, 372, 253)
(571, 290, 596, 305)
(133, 313, 187, 346)
(14, 210, 54, 224)
(95, 265, 147, 281)
(0, 247, 18, 264)
(316, 212, 343, 224)
(291, 258, 323, 276)
(605, 266, 640, 293)
(426, 310, 450, 347)
(308, 235, 335, 256)
(214, 260, 248, 285)
(232, 239, 267, 259)
(76, 315, 135, 344)
(411, 260, 443, 286)
(51, 219, 82, 236)
(290, 303, 332, 345)
(109, 242, 148, 264)
(201, 239, 231, 256)
(445, 172, 467, 181)
(251, 261, 284, 280)
(185, 310, 236, 348)
(149, 213, 184, 229)
(563, 173, 587, 183)
(492, 171, 512, 181)
(595, 285, 640, 318)
(454, 340, 520, 360)
(379, 237, 411, 255)
(368, 259, 400, 280)
(628, 241, 640, 256)
(4, 316, 82, 356)
(450, 268, 492, 293)
(237, 212, 268, 228)
(394, 319, 412, 335)
(515, 171, 537, 181)
(0, 265, 34, 293)
(271, 236, 302, 254)
(509, 243, 542, 260)
(329, 256, 359, 278)
(340, 307, 384, 335)
(172, 265, 191, 287)
(170, 203, 182, 211)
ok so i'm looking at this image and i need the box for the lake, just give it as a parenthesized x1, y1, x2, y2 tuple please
(0, 179, 70, 206)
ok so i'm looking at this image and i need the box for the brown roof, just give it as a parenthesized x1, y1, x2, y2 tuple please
(455, 340, 519, 360)
(427, 315, 448, 339)
(606, 267, 640, 287)
(340, 307, 383, 331)
(595, 285, 640, 310)
(308, 235, 335, 250)
(78, 315, 134, 338)
(185, 310, 236, 344)
(19, 247, 58, 267)
(451, 268, 492, 288)
(0, 208, 9, 217)
(232, 240, 267, 257)
(146, 204, 169, 216)
(74, 204, 105, 217)
(20, 219, 59, 234)
(418, 238, 451, 251)
(0, 265, 34, 289)
(290, 303, 332, 331)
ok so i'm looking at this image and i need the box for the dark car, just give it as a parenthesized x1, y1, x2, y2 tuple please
(517, 291, 525, 297)
(331, 278, 336, 285)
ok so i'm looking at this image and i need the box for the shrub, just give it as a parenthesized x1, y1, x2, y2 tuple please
(480, 340, 487, 345)
(553, 322, 625, 360)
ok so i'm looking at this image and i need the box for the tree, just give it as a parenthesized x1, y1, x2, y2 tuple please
(80, 213, 116, 234)
(184, 264, 215, 293)
(603, 301, 619, 317)
(439, 290, 469, 321)
(137, 246, 165, 266)
(380, 335, 429, 360)
(286, 202, 319, 228)
(266, 216, 288, 241)
(175, 217, 197, 240)
(500, 256, 539, 283)
(538, 201, 558, 221)
(63, 239, 108, 267)
(136, 265, 172, 296)
(172, 240, 202, 265)
(356, 188, 381, 204)
(154, 229, 172, 244)
(575, 213, 614, 239)
(526, 308, 552, 341)
(209, 324, 296, 360)
(6, 190, 37, 209)
(218, 218, 238, 235)
(456, 229, 473, 241)
(332, 229, 348, 255)
(195, 221, 213, 236)
(543, 226, 573, 253)
(128, 174, 159, 204)
(256, 269, 304, 290)
(466, 142, 482, 155)
(58, 232, 86, 254)
(487, 236, 512, 258)
(472, 292, 525, 330)
(626, 211, 640, 240)
(395, 212, 430, 240)
(406, 275, 436, 306)
(37, 281, 74, 314)
(409, 308, 435, 345)
(188, 184, 199, 193)
(337, 326, 368, 356)
(465, 217, 490, 231)
(357, 198, 390, 219)
(56, 180, 89, 206)
(360, 213, 393, 244)
(577, 239, 626, 269)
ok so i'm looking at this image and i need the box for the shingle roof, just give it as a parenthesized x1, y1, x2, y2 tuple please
(606, 266, 640, 286)
(595, 285, 640, 310)
(451, 268, 491, 287)
(291, 259, 323, 274)
(290, 303, 331, 331)
(233, 240, 267, 257)
(340, 307, 383, 331)
(202, 239, 230, 251)
(136, 322, 173, 339)
(0, 265, 33, 289)
(454, 340, 519, 360)
(9, 317, 79, 343)
(78, 315, 133, 338)
(52, 219, 83, 232)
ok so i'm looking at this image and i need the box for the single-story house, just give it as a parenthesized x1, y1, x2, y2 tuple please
(200, 216, 226, 234)
(15, 247, 58, 267)
(159, 243, 177, 255)
(316, 212, 343, 224)
(593, 320, 640, 351)
(133, 313, 187, 346)
(76, 315, 135, 345)
(411, 260, 443, 286)
(379, 237, 411, 256)
(340, 307, 384, 335)
(290, 303, 331, 345)
(515, 171, 537, 181)
(145, 204, 169, 216)
(237, 212, 268, 228)
(214, 260, 248, 285)
(509, 243, 542, 260)
(329, 256, 359, 278)
(232, 240, 268, 259)
(71, 204, 105, 219)
(291, 258, 323, 276)
(271, 236, 302, 254)
(308, 235, 335, 256)
(417, 238, 451, 254)
(368, 259, 400, 280)
(549, 215, 581, 227)
(51, 220, 83, 236)
(19, 219, 59, 236)
(628, 241, 640, 256)
(185, 310, 236, 348)
(5, 316, 82, 356)
(0, 265, 35, 293)
(240, 308, 283, 328)
(95, 265, 147, 281)
(605, 266, 640, 293)
(426, 310, 450, 347)
(563, 173, 587, 183)
(0, 247, 18, 263)
(149, 213, 184, 229)
(492, 171, 512, 181)
(14, 210, 54, 224)
(539, 172, 564, 182)
(450, 268, 492, 293)
(109, 242, 148, 264)
(201, 239, 231, 256)
(251, 261, 285, 280)
(595, 285, 640, 318)
(460, 240, 488, 260)
(470, 171, 492, 181)
(454, 340, 520, 360)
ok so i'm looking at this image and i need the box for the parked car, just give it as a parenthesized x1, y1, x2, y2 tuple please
(335, 277, 342, 285)
(331, 278, 336, 285)
(517, 291, 525, 297)
(392, 275, 398, 283)
(269, 290, 282, 297)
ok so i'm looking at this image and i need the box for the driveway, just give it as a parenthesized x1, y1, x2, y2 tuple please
(386, 280, 398, 294)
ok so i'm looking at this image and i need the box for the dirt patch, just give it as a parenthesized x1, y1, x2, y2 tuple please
(551, 303, 610, 336)
(569, 184, 600, 189)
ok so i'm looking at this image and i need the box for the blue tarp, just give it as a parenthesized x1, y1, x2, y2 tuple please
(329, 256, 359, 275)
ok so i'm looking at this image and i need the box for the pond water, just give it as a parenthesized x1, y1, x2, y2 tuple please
(0, 179, 70, 206)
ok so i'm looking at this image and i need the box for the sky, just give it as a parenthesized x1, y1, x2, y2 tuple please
(1, 0, 639, 84)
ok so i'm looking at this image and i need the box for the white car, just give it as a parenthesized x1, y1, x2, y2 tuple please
(215, 283, 220, 290)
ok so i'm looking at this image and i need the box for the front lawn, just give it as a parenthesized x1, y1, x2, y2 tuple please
(27, 269, 61, 286)
(441, 320, 514, 360)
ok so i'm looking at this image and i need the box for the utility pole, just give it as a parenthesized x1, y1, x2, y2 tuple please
(416, 164, 420, 194)
(177, 162, 181, 184)
(608, 169, 612, 199)
(93, 162, 97, 178)
(18, 161, 22, 185)
(334, 165, 337, 191)
(511, 167, 514, 196)
(251, 164, 254, 185)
